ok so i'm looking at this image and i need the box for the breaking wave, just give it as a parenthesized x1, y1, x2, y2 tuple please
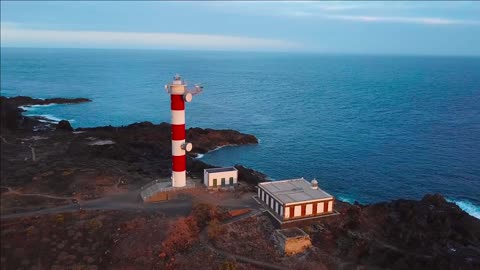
(19, 103, 57, 111)
(337, 195, 358, 204)
(33, 114, 62, 123)
(447, 198, 480, 219)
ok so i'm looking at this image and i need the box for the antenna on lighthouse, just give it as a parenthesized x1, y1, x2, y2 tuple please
(188, 83, 203, 96)
(184, 79, 204, 96)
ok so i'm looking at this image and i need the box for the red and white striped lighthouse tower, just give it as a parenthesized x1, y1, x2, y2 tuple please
(165, 74, 201, 187)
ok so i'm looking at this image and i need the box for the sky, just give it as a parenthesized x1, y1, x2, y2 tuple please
(1, 1, 480, 56)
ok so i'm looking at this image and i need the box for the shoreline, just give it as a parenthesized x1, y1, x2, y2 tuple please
(194, 144, 241, 159)
(22, 115, 480, 219)
(19, 102, 78, 125)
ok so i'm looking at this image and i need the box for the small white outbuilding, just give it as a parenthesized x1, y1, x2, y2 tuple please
(204, 167, 238, 189)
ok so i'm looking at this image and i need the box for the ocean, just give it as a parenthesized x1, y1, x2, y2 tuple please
(1, 48, 479, 218)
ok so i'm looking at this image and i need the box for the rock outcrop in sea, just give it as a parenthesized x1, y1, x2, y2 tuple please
(1, 96, 91, 130)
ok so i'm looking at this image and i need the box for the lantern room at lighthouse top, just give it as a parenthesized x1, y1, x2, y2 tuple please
(165, 74, 187, 95)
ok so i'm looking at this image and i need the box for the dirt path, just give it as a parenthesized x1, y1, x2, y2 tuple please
(1, 186, 75, 200)
(0, 186, 260, 220)
(0, 189, 192, 220)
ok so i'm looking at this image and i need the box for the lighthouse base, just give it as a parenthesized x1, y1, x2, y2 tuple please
(172, 171, 187, 187)
(140, 178, 196, 203)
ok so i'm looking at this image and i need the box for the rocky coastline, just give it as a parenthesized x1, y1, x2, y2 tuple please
(0, 96, 263, 202)
(1, 95, 479, 270)
(0, 96, 91, 131)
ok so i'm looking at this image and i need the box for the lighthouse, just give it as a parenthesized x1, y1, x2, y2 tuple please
(165, 74, 202, 187)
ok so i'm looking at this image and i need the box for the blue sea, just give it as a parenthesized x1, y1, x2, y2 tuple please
(1, 48, 479, 218)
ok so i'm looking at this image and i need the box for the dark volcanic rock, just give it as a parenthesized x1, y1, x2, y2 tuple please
(0, 96, 23, 130)
(70, 122, 260, 180)
(314, 194, 480, 270)
(1, 96, 91, 131)
(422, 193, 448, 206)
(56, 120, 73, 132)
(234, 164, 267, 188)
(186, 127, 258, 154)
(5, 96, 91, 107)
(74, 122, 258, 160)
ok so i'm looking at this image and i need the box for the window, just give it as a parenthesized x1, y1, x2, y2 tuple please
(221, 178, 225, 187)
(306, 204, 313, 215)
(213, 179, 217, 188)
(318, 202, 324, 213)
(294, 205, 301, 217)
(229, 177, 234, 185)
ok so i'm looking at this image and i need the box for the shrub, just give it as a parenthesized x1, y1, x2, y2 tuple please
(88, 219, 103, 231)
(207, 219, 225, 241)
(219, 260, 236, 270)
(162, 216, 199, 256)
(191, 202, 222, 229)
(26, 226, 36, 236)
(55, 214, 65, 224)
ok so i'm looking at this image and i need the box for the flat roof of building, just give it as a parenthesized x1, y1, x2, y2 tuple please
(204, 167, 238, 173)
(259, 178, 333, 205)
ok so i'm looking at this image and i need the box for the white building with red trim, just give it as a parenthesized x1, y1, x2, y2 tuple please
(257, 178, 335, 221)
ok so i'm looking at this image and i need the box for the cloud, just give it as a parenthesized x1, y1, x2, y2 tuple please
(202, 1, 360, 17)
(0, 23, 300, 51)
(289, 11, 313, 17)
(202, 1, 480, 26)
(325, 15, 480, 25)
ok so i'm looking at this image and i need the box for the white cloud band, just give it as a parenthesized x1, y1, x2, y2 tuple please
(324, 15, 480, 25)
(1, 23, 300, 51)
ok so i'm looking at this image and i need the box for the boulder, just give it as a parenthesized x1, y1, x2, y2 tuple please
(56, 120, 73, 132)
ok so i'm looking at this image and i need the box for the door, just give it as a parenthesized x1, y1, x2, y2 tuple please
(229, 177, 234, 185)
(221, 178, 225, 187)
(213, 179, 217, 188)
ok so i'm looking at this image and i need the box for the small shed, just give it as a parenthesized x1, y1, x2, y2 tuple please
(204, 167, 238, 189)
(274, 227, 312, 256)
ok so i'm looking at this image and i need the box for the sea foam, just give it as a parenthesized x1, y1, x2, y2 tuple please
(20, 103, 57, 111)
(447, 198, 480, 219)
(337, 195, 357, 204)
(33, 114, 62, 123)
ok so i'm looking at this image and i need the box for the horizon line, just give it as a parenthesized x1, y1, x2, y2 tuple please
(1, 46, 480, 58)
